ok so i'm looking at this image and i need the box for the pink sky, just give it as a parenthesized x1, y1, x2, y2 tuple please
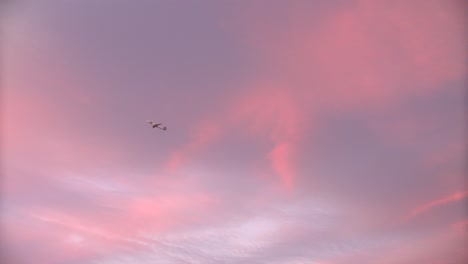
(2, 0, 466, 263)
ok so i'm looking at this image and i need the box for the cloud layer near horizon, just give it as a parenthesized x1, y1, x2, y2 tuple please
(2, 1, 466, 263)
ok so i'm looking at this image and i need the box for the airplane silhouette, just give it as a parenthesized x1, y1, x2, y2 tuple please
(146, 120, 167, 130)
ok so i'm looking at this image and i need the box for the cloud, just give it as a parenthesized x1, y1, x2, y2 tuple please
(268, 142, 296, 191)
(411, 191, 468, 217)
(3, 0, 466, 263)
(235, 0, 465, 110)
(329, 226, 467, 264)
(166, 119, 222, 173)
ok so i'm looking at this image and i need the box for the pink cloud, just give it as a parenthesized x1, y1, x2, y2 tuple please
(11, 189, 221, 263)
(452, 219, 468, 231)
(268, 142, 296, 191)
(129, 192, 217, 229)
(3, 0, 465, 263)
(234, 0, 464, 112)
(229, 85, 305, 141)
(228, 84, 306, 190)
(4, 67, 126, 195)
(163, 0, 464, 195)
(3, 212, 109, 264)
(411, 191, 468, 217)
(165, 83, 307, 190)
(166, 119, 222, 173)
(209, 0, 466, 194)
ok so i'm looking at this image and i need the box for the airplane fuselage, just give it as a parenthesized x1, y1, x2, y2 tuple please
(147, 120, 166, 130)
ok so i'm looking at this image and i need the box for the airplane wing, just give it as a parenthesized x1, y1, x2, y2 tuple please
(146, 120, 165, 129)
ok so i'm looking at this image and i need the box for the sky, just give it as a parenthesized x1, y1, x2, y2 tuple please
(1, 0, 466, 263)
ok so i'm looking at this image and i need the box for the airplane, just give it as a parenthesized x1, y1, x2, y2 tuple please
(146, 120, 167, 130)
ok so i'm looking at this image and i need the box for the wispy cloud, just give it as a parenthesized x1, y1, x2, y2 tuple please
(3, 0, 465, 263)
